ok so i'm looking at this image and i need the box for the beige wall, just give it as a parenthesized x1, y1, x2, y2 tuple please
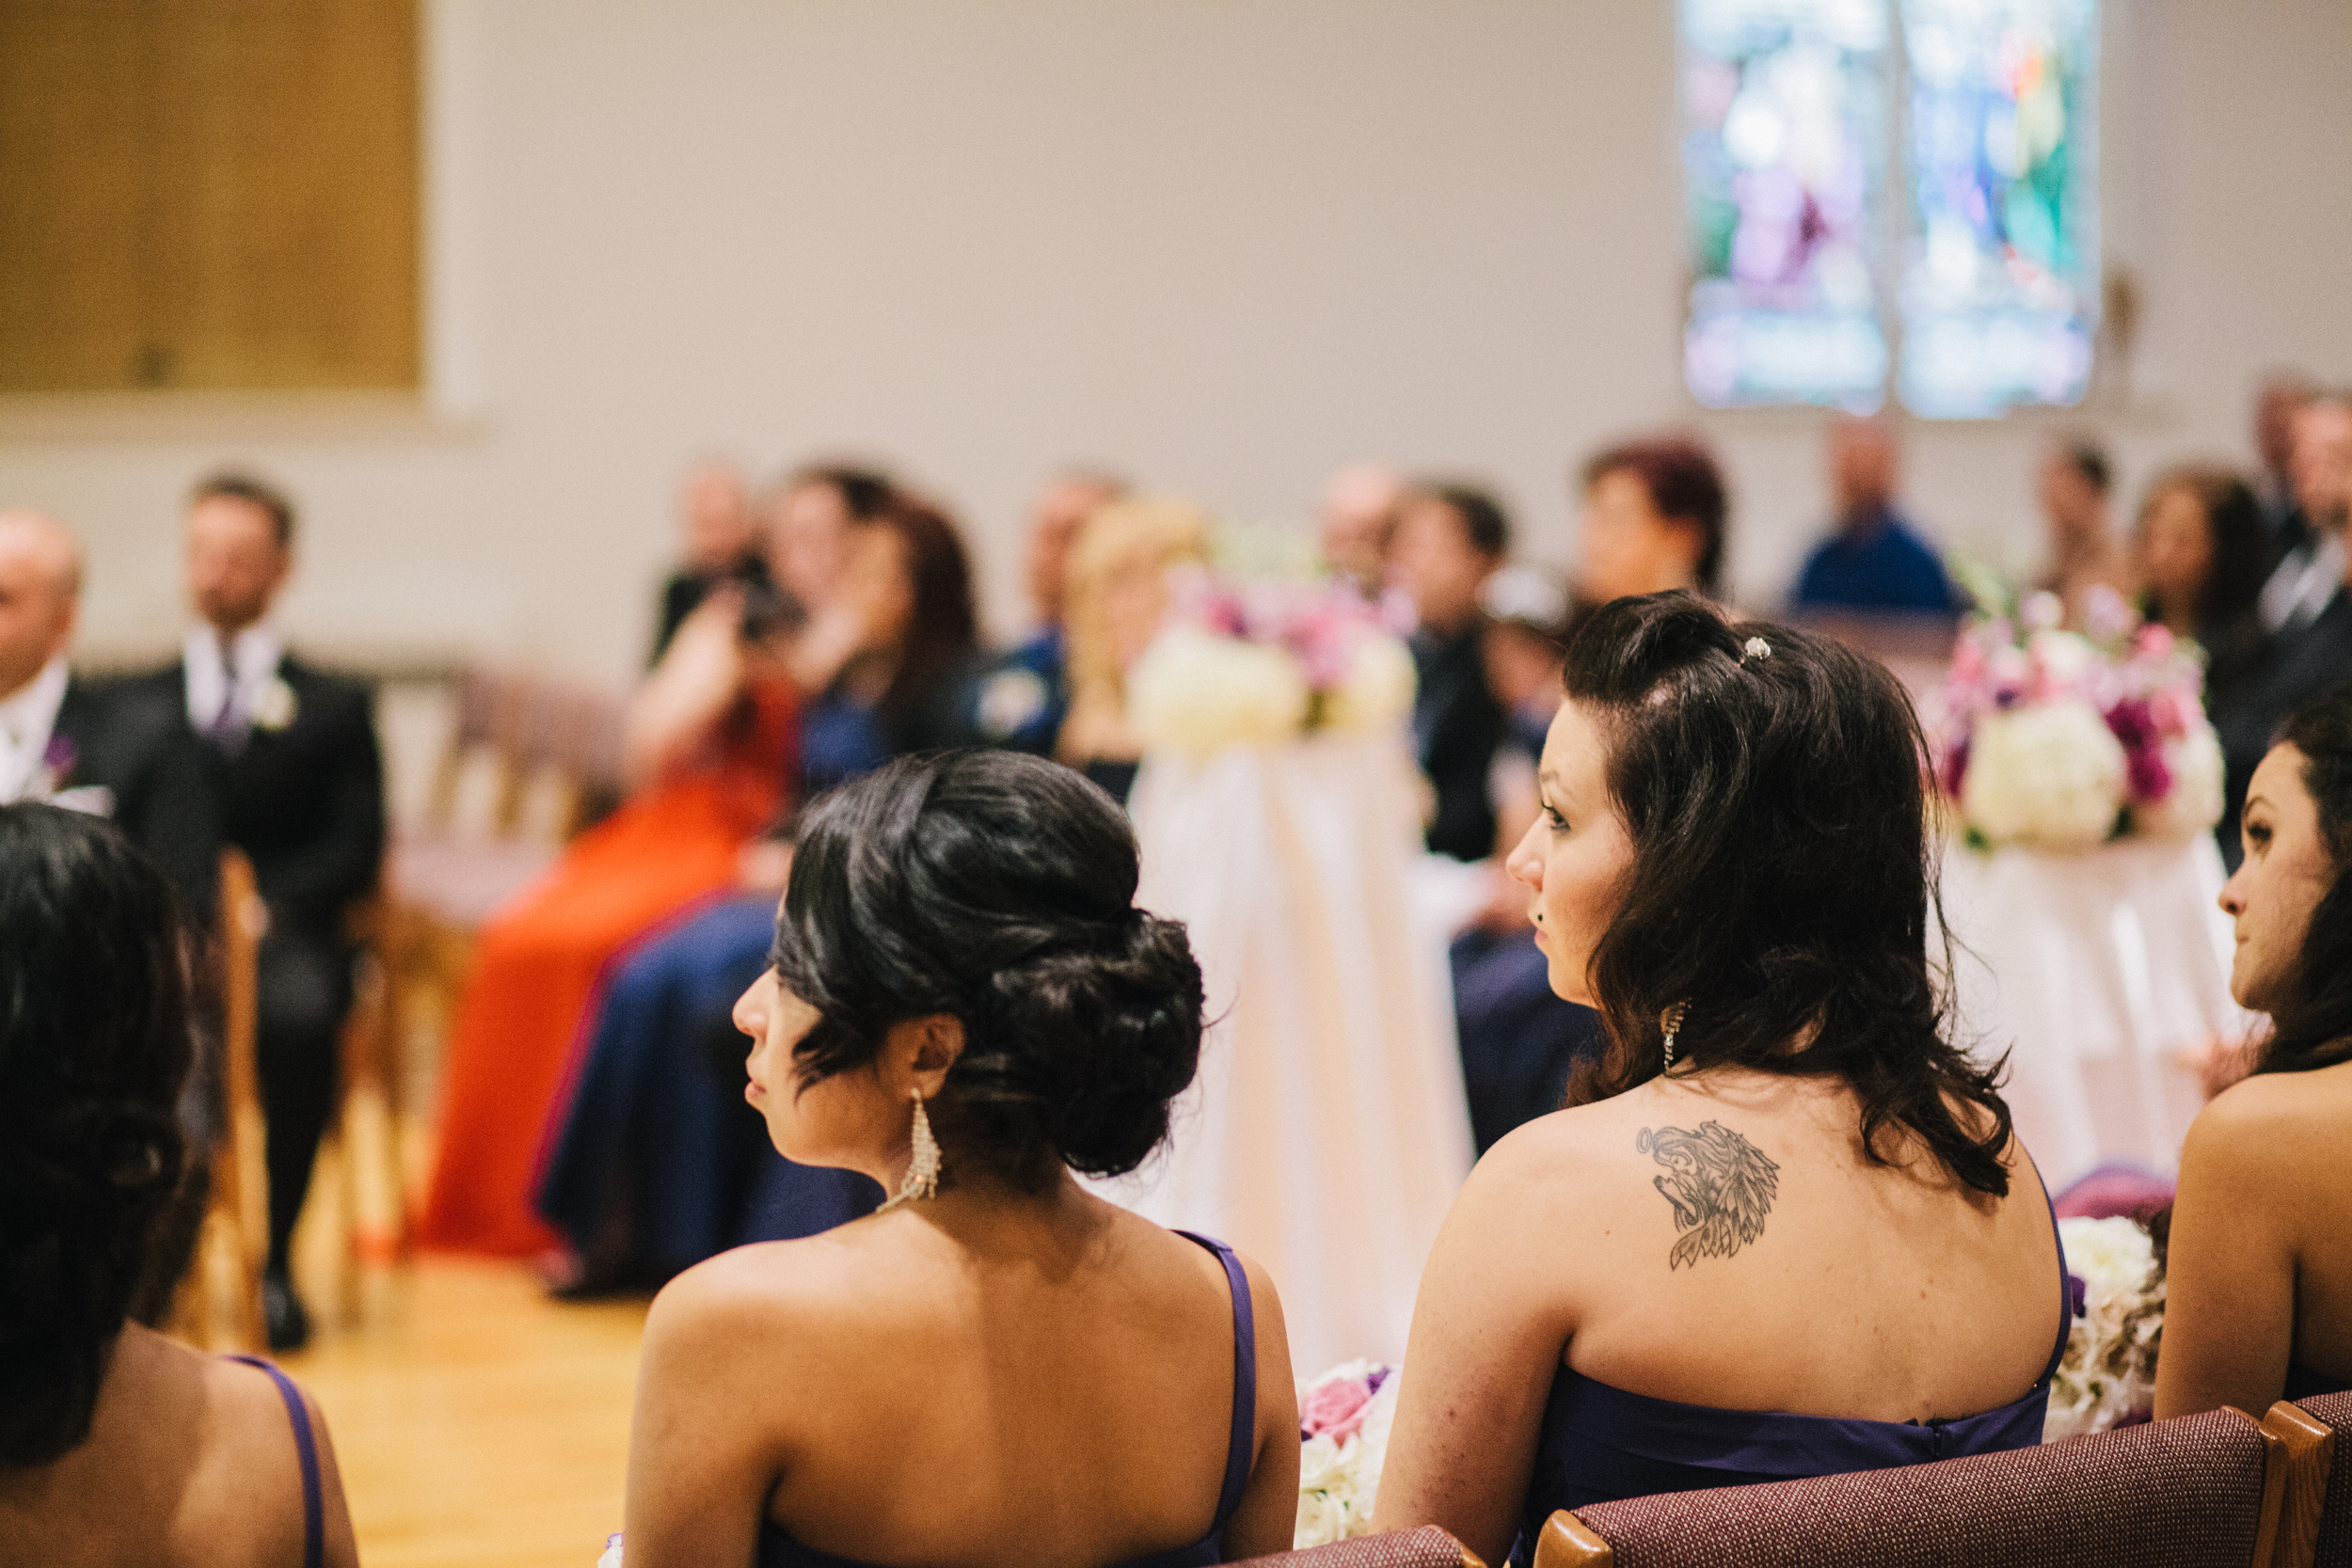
(3, 0, 2348, 683)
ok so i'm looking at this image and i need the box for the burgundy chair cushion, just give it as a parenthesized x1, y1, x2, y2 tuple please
(1570, 1408, 2266, 1568)
(2302, 1389, 2352, 1568)
(1230, 1527, 1473, 1568)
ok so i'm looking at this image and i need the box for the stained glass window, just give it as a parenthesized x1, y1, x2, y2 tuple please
(1899, 0, 2098, 416)
(1678, 0, 2098, 418)
(1681, 0, 1891, 411)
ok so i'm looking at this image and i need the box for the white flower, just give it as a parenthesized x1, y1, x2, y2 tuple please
(596, 1533, 625, 1568)
(1128, 626, 1310, 758)
(1962, 701, 2126, 852)
(251, 676, 298, 732)
(2044, 1217, 2165, 1441)
(1319, 635, 1417, 736)
(2130, 722, 2226, 841)
(1294, 1433, 1358, 1547)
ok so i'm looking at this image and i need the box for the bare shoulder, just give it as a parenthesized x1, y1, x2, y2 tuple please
(648, 1227, 877, 1352)
(2185, 1061, 2352, 1185)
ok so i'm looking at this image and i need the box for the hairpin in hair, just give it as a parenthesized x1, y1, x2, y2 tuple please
(1740, 637, 1772, 664)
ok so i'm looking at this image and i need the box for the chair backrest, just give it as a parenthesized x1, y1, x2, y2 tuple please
(1230, 1526, 1484, 1568)
(2298, 1390, 2352, 1568)
(1533, 1405, 2302, 1568)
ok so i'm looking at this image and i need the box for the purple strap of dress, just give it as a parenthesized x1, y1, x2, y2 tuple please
(226, 1354, 325, 1568)
(1172, 1229, 1256, 1528)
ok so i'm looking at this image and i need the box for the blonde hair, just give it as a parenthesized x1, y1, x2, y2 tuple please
(1056, 497, 1213, 765)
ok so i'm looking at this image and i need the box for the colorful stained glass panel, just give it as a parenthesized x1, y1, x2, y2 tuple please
(1898, 0, 2098, 416)
(1681, 0, 1890, 411)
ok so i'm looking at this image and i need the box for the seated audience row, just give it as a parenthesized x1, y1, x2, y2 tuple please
(8, 634, 2346, 1565)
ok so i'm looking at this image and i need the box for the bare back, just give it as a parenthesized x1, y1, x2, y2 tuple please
(0, 1324, 357, 1568)
(622, 1180, 1298, 1568)
(1376, 1066, 2061, 1562)
(2158, 1056, 2352, 1417)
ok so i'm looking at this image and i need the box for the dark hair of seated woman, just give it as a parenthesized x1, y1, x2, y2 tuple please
(0, 803, 357, 1565)
(2247, 684, 2352, 1076)
(0, 806, 193, 1465)
(771, 749, 1202, 1186)
(621, 749, 1300, 1565)
(1560, 591, 2011, 1194)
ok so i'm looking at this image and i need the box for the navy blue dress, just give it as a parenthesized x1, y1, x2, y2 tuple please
(1509, 1194, 2073, 1561)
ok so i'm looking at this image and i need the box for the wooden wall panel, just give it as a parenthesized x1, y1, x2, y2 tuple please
(0, 0, 419, 392)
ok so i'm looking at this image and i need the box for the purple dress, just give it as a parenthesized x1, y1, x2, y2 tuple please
(1510, 1192, 2073, 1561)
(758, 1230, 1258, 1568)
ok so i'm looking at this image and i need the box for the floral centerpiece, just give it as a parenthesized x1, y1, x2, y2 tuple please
(1929, 581, 2224, 852)
(2045, 1214, 2168, 1440)
(1128, 568, 1419, 760)
(1295, 1359, 1401, 1545)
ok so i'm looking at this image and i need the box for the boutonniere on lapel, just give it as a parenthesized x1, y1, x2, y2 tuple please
(31, 733, 76, 797)
(252, 676, 299, 732)
(34, 735, 113, 817)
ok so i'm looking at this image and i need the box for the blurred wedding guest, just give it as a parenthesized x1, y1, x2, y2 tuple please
(2253, 372, 2316, 552)
(2258, 390, 2352, 636)
(1378, 596, 2066, 1563)
(970, 470, 1124, 756)
(1791, 416, 1960, 613)
(418, 466, 893, 1258)
(1392, 483, 1511, 862)
(2034, 441, 2130, 626)
(1450, 566, 1603, 1153)
(1055, 494, 1213, 802)
(620, 752, 1297, 1564)
(533, 493, 987, 1286)
(0, 804, 358, 1567)
(0, 509, 219, 919)
(1574, 436, 1727, 608)
(117, 474, 385, 1351)
(1319, 464, 1406, 598)
(651, 460, 767, 664)
(2156, 682, 2352, 1417)
(2133, 466, 2269, 695)
(2220, 398, 2352, 867)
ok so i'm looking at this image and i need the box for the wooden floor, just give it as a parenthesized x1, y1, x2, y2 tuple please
(277, 1259, 649, 1568)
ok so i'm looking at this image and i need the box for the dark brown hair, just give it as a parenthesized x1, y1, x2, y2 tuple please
(2137, 465, 2270, 637)
(1559, 593, 2011, 1196)
(866, 495, 980, 728)
(2252, 680, 2352, 1077)
(1580, 436, 1730, 595)
(189, 471, 296, 547)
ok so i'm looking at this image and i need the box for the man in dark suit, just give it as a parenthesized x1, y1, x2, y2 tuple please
(4, 507, 226, 1323)
(126, 473, 386, 1349)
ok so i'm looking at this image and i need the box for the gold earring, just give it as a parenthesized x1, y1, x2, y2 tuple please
(880, 1087, 941, 1212)
(1661, 1002, 1690, 1073)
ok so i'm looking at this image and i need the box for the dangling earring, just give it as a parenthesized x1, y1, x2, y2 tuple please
(1660, 1002, 1690, 1074)
(880, 1087, 941, 1212)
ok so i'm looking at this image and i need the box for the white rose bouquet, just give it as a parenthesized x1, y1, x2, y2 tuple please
(1930, 582, 2225, 852)
(1129, 569, 1418, 760)
(1293, 1359, 1401, 1546)
(2044, 1215, 2167, 1440)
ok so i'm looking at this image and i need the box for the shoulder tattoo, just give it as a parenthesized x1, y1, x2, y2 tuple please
(1635, 1121, 1781, 1270)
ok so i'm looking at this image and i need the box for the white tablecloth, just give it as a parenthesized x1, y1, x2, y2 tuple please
(1092, 732, 1475, 1371)
(1939, 833, 2256, 1190)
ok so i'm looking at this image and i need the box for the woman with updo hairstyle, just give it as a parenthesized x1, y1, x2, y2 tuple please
(1377, 594, 2068, 1564)
(0, 804, 357, 1564)
(2156, 679, 2352, 1417)
(620, 750, 1298, 1567)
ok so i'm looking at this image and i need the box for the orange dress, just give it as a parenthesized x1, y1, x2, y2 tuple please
(418, 683, 796, 1255)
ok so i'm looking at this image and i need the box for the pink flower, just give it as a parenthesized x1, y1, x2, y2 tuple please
(2135, 623, 2174, 663)
(1300, 1377, 1374, 1441)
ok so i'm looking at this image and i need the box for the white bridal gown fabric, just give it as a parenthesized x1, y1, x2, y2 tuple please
(1939, 833, 2257, 1190)
(1095, 732, 1476, 1370)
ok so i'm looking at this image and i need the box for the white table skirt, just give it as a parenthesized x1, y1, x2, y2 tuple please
(1938, 833, 2257, 1191)
(1091, 732, 1475, 1371)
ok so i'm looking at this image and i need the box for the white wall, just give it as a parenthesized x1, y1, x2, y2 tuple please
(3, 0, 2347, 683)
